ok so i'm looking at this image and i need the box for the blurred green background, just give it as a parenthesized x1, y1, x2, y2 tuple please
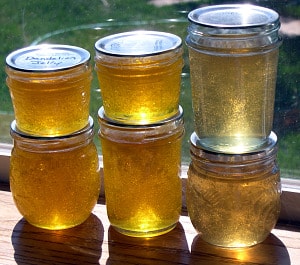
(0, 0, 299, 178)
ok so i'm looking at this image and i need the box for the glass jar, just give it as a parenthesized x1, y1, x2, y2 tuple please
(10, 117, 100, 230)
(186, 5, 282, 154)
(186, 132, 281, 248)
(95, 31, 183, 125)
(98, 106, 184, 237)
(6, 44, 92, 136)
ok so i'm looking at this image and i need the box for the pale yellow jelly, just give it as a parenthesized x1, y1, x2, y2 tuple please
(186, 132, 281, 248)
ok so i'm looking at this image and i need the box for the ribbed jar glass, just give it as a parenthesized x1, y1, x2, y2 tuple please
(186, 131, 281, 247)
(10, 117, 100, 230)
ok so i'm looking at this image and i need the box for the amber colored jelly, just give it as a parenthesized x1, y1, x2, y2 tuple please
(6, 44, 92, 136)
(98, 106, 184, 237)
(186, 132, 281, 248)
(9, 117, 100, 230)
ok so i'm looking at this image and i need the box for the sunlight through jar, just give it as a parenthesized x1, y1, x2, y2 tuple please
(98, 106, 184, 237)
(186, 132, 281, 248)
(186, 5, 282, 153)
(95, 31, 183, 124)
(10, 117, 100, 230)
(6, 44, 92, 136)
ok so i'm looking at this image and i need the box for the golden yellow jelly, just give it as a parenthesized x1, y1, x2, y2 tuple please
(98, 106, 184, 237)
(10, 117, 100, 230)
(6, 44, 92, 136)
(95, 31, 183, 124)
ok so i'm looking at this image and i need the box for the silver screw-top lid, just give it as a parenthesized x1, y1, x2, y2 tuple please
(6, 44, 90, 72)
(95, 30, 182, 57)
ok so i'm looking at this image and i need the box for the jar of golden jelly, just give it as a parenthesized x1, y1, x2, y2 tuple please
(6, 44, 92, 137)
(98, 106, 184, 237)
(186, 5, 282, 154)
(186, 132, 281, 248)
(95, 31, 183, 125)
(10, 117, 100, 230)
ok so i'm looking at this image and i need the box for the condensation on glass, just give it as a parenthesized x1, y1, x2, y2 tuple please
(95, 30, 183, 125)
(186, 4, 282, 154)
(10, 117, 100, 230)
(186, 131, 281, 248)
(98, 106, 184, 237)
(6, 44, 92, 137)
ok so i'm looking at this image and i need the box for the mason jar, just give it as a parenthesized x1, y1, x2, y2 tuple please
(186, 4, 282, 154)
(186, 131, 281, 248)
(10, 117, 100, 230)
(95, 31, 183, 125)
(6, 44, 92, 136)
(98, 106, 184, 237)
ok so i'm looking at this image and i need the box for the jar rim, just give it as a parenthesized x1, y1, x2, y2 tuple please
(190, 131, 278, 162)
(188, 4, 280, 29)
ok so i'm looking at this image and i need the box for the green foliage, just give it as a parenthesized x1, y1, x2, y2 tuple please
(0, 0, 299, 175)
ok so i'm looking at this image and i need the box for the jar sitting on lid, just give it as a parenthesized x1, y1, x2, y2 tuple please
(95, 31, 183, 125)
(186, 132, 281, 248)
(6, 44, 92, 137)
(186, 4, 282, 154)
(98, 106, 184, 237)
(9, 117, 100, 230)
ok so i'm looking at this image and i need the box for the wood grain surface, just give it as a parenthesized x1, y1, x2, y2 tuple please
(1, 182, 300, 265)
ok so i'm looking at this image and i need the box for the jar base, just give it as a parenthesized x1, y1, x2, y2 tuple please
(198, 233, 268, 248)
(111, 222, 177, 238)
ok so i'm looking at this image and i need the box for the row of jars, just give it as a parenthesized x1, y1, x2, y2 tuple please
(6, 4, 282, 248)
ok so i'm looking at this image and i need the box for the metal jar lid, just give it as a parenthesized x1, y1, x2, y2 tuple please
(190, 131, 278, 163)
(6, 44, 91, 72)
(188, 4, 279, 28)
(95, 30, 182, 57)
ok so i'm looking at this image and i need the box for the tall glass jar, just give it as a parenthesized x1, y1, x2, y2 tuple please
(95, 31, 183, 125)
(98, 106, 184, 237)
(10, 117, 100, 230)
(186, 132, 281, 248)
(186, 5, 282, 154)
(6, 44, 92, 137)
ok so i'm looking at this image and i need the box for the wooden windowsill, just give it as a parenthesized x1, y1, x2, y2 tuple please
(1, 182, 300, 265)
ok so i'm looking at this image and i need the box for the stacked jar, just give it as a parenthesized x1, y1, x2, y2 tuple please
(6, 45, 100, 230)
(185, 5, 282, 247)
(94, 31, 185, 237)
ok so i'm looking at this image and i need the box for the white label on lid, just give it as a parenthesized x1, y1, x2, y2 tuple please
(14, 50, 82, 70)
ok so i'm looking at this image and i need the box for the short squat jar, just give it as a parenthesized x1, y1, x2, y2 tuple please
(95, 31, 183, 125)
(186, 132, 281, 248)
(6, 44, 92, 136)
(10, 117, 100, 230)
(98, 106, 184, 237)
